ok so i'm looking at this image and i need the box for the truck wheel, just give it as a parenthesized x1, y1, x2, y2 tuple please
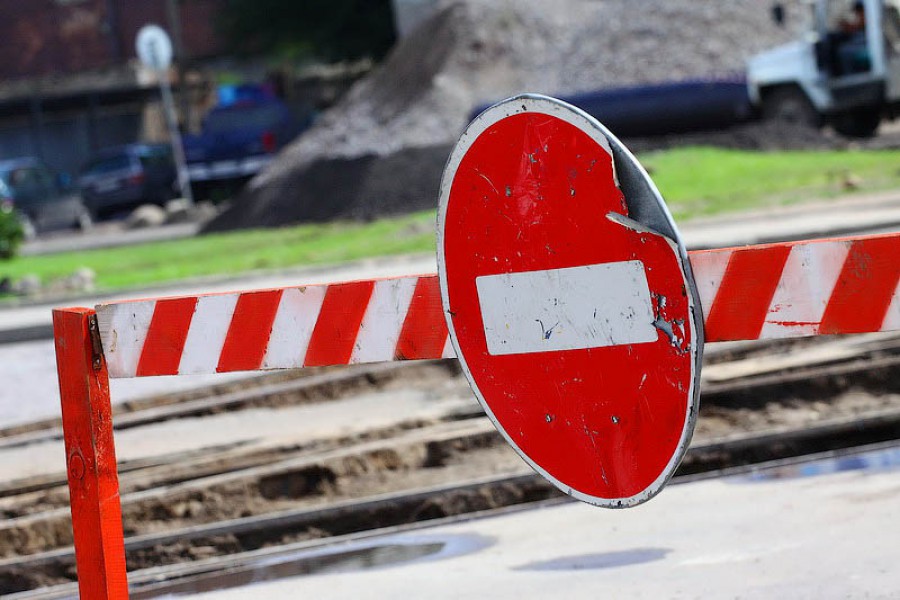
(762, 88, 822, 129)
(831, 110, 881, 139)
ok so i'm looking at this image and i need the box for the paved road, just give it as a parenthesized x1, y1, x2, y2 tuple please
(681, 189, 900, 249)
(21, 221, 201, 257)
(176, 444, 900, 599)
(7, 338, 252, 429)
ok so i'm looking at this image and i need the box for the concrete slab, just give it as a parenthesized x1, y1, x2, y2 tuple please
(169, 445, 900, 599)
(4, 338, 254, 429)
(0, 383, 477, 484)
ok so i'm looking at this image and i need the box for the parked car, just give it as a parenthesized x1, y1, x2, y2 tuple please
(0, 157, 92, 238)
(78, 144, 177, 219)
(183, 97, 309, 189)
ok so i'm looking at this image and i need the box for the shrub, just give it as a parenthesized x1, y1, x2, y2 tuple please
(0, 206, 24, 260)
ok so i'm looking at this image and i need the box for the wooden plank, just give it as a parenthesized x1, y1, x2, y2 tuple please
(52, 308, 129, 599)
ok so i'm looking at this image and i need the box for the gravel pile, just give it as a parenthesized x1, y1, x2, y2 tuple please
(272, 0, 804, 164)
(208, 0, 807, 231)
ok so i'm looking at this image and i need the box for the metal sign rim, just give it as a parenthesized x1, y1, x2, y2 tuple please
(135, 24, 174, 71)
(436, 93, 703, 508)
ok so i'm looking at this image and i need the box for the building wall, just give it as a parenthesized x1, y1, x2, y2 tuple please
(0, 106, 144, 174)
(0, 0, 109, 79)
(0, 0, 225, 80)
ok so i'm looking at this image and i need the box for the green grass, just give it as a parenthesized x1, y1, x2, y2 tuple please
(641, 146, 900, 220)
(2, 211, 438, 292)
(4, 146, 900, 294)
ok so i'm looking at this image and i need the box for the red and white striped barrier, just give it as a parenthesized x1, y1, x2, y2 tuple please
(696, 233, 900, 342)
(98, 276, 452, 378)
(97, 232, 900, 379)
(52, 93, 900, 597)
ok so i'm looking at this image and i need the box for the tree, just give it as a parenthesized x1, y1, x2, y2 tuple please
(218, 0, 397, 62)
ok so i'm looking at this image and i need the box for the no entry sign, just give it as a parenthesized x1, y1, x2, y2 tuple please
(438, 96, 703, 507)
(90, 95, 899, 511)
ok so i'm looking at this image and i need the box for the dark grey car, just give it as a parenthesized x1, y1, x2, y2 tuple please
(0, 158, 92, 238)
(78, 144, 177, 219)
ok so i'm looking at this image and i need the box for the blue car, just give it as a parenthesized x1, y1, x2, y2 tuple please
(183, 97, 308, 186)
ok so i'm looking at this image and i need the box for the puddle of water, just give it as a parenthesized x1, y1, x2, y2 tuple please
(514, 548, 670, 572)
(737, 444, 900, 483)
(140, 533, 492, 598)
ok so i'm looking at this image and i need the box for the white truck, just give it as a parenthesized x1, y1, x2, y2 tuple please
(748, 0, 900, 136)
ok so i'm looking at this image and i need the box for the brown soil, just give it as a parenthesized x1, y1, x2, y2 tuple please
(3, 334, 900, 594)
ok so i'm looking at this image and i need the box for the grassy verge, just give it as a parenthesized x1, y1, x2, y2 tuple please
(641, 146, 900, 220)
(3, 211, 437, 292)
(3, 146, 899, 294)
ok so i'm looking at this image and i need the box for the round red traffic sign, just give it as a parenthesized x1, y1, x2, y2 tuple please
(438, 95, 702, 507)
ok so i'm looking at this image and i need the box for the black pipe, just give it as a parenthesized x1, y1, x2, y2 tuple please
(472, 79, 755, 139)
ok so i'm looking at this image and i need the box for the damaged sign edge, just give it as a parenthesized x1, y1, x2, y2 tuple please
(436, 93, 704, 508)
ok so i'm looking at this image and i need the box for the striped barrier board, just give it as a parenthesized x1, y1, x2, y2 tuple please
(97, 234, 900, 379)
(98, 276, 454, 379)
(53, 93, 900, 598)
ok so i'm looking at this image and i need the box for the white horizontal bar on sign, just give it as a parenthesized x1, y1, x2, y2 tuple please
(475, 261, 657, 356)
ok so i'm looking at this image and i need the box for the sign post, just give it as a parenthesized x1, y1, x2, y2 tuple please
(136, 24, 194, 206)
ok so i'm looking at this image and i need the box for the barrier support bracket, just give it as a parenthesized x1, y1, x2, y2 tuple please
(53, 307, 129, 599)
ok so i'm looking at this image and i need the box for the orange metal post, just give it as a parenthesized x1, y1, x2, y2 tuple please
(53, 308, 129, 599)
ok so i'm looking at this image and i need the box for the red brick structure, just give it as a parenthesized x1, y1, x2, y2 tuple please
(0, 0, 225, 80)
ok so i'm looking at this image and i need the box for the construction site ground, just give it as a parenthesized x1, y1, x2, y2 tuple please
(3, 293, 900, 594)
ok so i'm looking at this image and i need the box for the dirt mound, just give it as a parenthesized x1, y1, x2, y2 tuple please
(210, 0, 804, 231)
(273, 0, 801, 164)
(204, 144, 452, 231)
